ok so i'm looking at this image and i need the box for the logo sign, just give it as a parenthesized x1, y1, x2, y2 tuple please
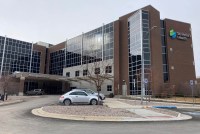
(170, 29, 177, 39)
(169, 29, 191, 41)
(144, 78, 148, 84)
(190, 80, 194, 86)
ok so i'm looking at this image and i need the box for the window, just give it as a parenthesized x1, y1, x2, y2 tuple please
(95, 68, 100, 74)
(107, 85, 112, 91)
(83, 69, 88, 76)
(75, 71, 79, 77)
(105, 66, 112, 73)
(66, 72, 70, 77)
(69, 92, 77, 95)
(77, 91, 87, 96)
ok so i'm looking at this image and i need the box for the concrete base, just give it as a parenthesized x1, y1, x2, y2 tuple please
(18, 92, 24, 96)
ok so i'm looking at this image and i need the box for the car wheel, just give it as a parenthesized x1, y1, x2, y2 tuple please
(64, 99, 71, 106)
(90, 99, 97, 105)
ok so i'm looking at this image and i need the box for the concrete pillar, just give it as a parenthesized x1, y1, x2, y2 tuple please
(122, 85, 127, 96)
(62, 82, 65, 93)
(19, 77, 25, 96)
(38, 81, 43, 89)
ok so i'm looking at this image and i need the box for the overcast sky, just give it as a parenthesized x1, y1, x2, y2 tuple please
(0, 0, 199, 77)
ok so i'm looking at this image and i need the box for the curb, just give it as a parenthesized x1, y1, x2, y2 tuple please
(118, 97, 200, 105)
(32, 107, 192, 122)
(0, 100, 24, 106)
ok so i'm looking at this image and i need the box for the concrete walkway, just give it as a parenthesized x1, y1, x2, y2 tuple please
(0, 96, 41, 106)
(32, 98, 192, 122)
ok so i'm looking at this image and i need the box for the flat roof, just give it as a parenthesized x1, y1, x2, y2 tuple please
(12, 72, 69, 82)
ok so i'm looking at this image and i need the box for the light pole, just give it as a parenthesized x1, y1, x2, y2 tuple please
(141, 25, 157, 105)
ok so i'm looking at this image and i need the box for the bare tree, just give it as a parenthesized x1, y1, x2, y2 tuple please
(0, 73, 12, 101)
(71, 45, 114, 104)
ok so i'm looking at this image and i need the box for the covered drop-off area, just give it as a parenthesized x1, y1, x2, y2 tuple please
(10, 72, 70, 95)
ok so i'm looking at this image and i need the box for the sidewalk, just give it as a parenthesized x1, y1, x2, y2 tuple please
(118, 95, 200, 105)
(0, 96, 40, 106)
(32, 98, 192, 122)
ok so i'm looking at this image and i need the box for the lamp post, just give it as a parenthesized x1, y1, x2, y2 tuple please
(141, 25, 157, 105)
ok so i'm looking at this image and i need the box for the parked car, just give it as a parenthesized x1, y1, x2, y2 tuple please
(72, 88, 105, 100)
(59, 90, 99, 105)
(26, 89, 45, 95)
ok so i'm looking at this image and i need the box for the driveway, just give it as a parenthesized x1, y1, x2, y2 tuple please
(0, 95, 200, 134)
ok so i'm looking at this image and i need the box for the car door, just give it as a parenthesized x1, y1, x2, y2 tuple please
(76, 91, 90, 104)
(69, 91, 79, 103)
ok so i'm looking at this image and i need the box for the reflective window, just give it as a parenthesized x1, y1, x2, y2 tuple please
(49, 49, 65, 75)
(128, 10, 151, 95)
(105, 66, 112, 73)
(75, 71, 79, 77)
(65, 22, 114, 68)
(66, 72, 70, 77)
(31, 51, 41, 73)
(83, 69, 88, 76)
(0, 36, 32, 75)
(66, 35, 82, 67)
(107, 85, 112, 91)
(160, 20, 169, 82)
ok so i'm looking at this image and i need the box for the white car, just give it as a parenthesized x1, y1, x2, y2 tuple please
(59, 90, 99, 105)
(72, 88, 105, 100)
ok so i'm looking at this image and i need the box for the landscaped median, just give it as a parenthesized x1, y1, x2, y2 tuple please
(32, 105, 143, 121)
(32, 99, 192, 122)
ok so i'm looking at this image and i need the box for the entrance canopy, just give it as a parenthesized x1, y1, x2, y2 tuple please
(12, 71, 69, 82)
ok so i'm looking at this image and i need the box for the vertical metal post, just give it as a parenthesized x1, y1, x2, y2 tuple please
(65, 39, 67, 67)
(29, 42, 33, 73)
(81, 33, 83, 65)
(0, 36, 7, 78)
(145, 83, 148, 105)
(148, 83, 150, 102)
(192, 85, 194, 106)
(190, 80, 194, 106)
(102, 23, 104, 61)
(133, 79, 136, 95)
(140, 10, 144, 105)
(27, 42, 33, 91)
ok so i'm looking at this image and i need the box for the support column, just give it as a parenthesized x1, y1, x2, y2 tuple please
(19, 77, 25, 96)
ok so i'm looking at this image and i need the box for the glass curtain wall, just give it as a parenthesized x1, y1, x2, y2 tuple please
(82, 27, 103, 63)
(65, 22, 114, 68)
(66, 35, 82, 67)
(49, 22, 114, 76)
(128, 10, 151, 95)
(160, 20, 169, 82)
(49, 49, 65, 75)
(0, 36, 33, 75)
(0, 36, 5, 71)
(31, 51, 41, 73)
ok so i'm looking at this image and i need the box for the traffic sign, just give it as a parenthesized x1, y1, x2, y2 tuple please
(144, 78, 148, 84)
(190, 80, 194, 86)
